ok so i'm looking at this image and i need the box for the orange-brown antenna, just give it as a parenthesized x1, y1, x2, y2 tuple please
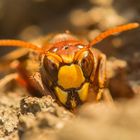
(89, 23, 139, 47)
(0, 39, 44, 54)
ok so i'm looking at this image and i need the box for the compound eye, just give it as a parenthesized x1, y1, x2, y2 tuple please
(79, 51, 93, 78)
(43, 56, 59, 82)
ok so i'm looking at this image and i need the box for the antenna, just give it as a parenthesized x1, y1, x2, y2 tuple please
(89, 23, 139, 47)
(0, 40, 44, 54)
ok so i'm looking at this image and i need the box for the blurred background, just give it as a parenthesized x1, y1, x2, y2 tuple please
(0, 0, 140, 94)
(0, 0, 139, 36)
(0, 0, 140, 98)
(0, 1, 140, 139)
(0, 0, 139, 54)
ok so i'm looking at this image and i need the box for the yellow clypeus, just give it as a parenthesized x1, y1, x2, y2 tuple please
(58, 64, 85, 89)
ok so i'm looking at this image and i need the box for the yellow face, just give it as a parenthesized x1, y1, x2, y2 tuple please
(58, 64, 85, 89)
(55, 64, 89, 108)
(41, 45, 94, 109)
